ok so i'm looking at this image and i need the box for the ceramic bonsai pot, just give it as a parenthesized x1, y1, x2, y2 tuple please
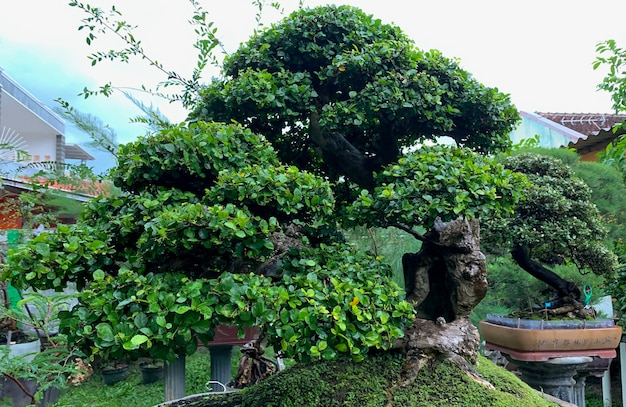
(480, 316, 622, 361)
(480, 315, 622, 405)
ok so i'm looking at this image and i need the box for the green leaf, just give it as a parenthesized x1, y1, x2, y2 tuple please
(156, 315, 167, 327)
(93, 269, 105, 281)
(95, 323, 115, 342)
(35, 243, 50, 257)
(131, 334, 150, 346)
(134, 312, 149, 328)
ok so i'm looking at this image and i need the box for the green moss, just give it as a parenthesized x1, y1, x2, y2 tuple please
(178, 353, 557, 407)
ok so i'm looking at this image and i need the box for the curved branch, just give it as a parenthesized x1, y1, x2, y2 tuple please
(511, 245, 582, 301)
(2, 373, 35, 405)
(395, 222, 471, 254)
(309, 111, 375, 189)
(395, 223, 427, 242)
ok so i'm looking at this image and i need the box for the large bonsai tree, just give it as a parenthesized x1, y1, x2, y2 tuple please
(1, 4, 531, 393)
(190, 4, 528, 381)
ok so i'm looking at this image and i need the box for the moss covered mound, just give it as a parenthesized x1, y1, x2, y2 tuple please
(160, 353, 557, 407)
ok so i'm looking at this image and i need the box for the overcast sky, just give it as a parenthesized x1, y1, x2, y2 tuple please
(1, 0, 625, 170)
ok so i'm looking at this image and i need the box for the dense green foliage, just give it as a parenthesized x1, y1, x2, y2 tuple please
(483, 153, 618, 276)
(4, 122, 413, 364)
(3, 5, 529, 370)
(191, 5, 519, 187)
(506, 146, 626, 244)
(343, 144, 526, 229)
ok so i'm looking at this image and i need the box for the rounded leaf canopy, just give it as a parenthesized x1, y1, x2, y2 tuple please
(191, 5, 519, 185)
(344, 145, 528, 229)
(482, 153, 618, 275)
(5, 121, 413, 363)
(111, 121, 281, 194)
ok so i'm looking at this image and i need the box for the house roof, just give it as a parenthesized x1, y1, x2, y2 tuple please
(0, 68, 64, 137)
(64, 144, 95, 161)
(1, 177, 101, 202)
(536, 112, 626, 155)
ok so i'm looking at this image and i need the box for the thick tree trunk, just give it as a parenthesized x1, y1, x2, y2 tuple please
(395, 217, 490, 388)
(511, 245, 581, 302)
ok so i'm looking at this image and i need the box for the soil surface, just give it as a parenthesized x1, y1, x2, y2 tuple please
(0, 330, 30, 344)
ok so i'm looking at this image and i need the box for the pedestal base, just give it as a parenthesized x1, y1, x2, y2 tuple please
(509, 356, 592, 404)
(208, 345, 234, 391)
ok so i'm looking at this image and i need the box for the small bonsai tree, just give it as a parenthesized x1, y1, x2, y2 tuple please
(481, 152, 618, 317)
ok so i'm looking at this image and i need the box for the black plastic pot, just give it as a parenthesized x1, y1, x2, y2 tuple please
(101, 365, 129, 385)
(139, 362, 164, 384)
(0, 378, 60, 407)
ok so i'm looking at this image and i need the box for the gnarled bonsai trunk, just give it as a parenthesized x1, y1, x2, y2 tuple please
(395, 217, 490, 389)
(510, 245, 581, 302)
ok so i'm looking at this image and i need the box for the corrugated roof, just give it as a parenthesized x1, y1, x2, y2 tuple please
(510, 111, 588, 148)
(64, 144, 95, 161)
(536, 112, 626, 155)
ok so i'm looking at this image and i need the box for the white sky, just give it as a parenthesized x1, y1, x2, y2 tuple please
(1, 0, 625, 161)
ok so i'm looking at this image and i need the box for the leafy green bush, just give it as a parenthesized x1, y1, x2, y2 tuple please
(5, 122, 413, 366)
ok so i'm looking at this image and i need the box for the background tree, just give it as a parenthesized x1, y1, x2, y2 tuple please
(481, 148, 619, 316)
(594, 39, 626, 325)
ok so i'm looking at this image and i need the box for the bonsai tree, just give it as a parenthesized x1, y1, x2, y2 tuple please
(190, 4, 527, 381)
(481, 151, 618, 317)
(4, 3, 537, 401)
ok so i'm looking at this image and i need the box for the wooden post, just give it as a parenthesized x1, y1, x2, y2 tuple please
(164, 354, 185, 401)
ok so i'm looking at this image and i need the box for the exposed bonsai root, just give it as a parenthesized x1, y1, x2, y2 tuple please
(446, 352, 494, 390)
(385, 317, 493, 406)
(384, 351, 433, 407)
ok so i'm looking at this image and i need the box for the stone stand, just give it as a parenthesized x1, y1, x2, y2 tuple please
(573, 374, 587, 407)
(164, 355, 186, 401)
(511, 356, 592, 404)
(208, 345, 234, 391)
(575, 357, 613, 407)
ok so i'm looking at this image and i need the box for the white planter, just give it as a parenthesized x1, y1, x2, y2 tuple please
(6, 338, 41, 362)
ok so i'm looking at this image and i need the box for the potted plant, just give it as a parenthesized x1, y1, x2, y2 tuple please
(139, 359, 164, 384)
(0, 289, 81, 406)
(100, 360, 130, 385)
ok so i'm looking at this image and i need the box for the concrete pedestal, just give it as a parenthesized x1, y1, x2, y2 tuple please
(511, 356, 592, 404)
(208, 345, 234, 391)
(576, 357, 613, 407)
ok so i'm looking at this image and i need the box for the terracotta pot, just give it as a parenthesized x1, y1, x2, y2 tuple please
(205, 325, 258, 347)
